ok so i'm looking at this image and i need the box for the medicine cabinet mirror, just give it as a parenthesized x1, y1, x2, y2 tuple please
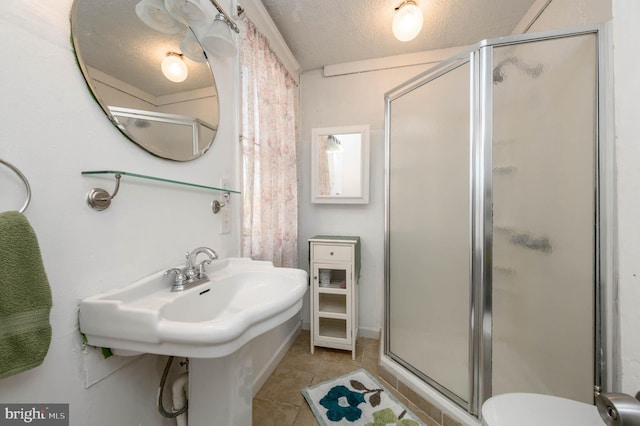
(70, 0, 219, 161)
(311, 125, 370, 204)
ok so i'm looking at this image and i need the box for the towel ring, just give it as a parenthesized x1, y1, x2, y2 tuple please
(0, 157, 31, 213)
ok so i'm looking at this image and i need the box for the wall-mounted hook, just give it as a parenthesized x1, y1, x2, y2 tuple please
(87, 173, 121, 211)
(211, 191, 230, 214)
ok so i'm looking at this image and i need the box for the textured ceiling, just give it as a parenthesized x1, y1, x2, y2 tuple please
(260, 0, 538, 70)
(71, 0, 538, 95)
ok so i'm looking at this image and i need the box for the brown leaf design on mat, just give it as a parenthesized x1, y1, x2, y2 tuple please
(350, 380, 367, 391)
(369, 390, 381, 407)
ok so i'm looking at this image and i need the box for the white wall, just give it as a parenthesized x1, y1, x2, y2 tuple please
(528, 0, 612, 32)
(0, 0, 241, 424)
(612, 0, 640, 395)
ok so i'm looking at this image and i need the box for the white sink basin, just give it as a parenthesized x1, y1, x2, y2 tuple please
(482, 393, 604, 426)
(79, 258, 308, 358)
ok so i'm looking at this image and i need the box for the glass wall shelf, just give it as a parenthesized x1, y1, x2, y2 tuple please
(81, 170, 239, 211)
(81, 170, 240, 193)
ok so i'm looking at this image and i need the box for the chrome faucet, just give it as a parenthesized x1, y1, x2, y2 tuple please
(165, 247, 219, 292)
(185, 247, 218, 278)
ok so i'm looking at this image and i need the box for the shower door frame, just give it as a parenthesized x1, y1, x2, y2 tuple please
(383, 24, 614, 417)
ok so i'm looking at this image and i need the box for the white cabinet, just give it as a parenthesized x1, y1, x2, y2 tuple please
(309, 236, 360, 359)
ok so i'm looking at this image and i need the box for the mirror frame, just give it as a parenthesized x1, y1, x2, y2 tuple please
(69, 0, 219, 162)
(311, 125, 370, 204)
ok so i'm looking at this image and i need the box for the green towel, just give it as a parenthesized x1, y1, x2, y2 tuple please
(0, 211, 52, 379)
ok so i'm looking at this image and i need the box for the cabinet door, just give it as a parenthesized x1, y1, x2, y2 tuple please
(312, 261, 353, 345)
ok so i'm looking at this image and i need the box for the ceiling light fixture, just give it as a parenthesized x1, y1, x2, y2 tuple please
(161, 52, 189, 82)
(392, 1, 424, 42)
(135, 0, 184, 34)
(135, 0, 240, 58)
(164, 0, 209, 27)
(180, 29, 208, 63)
(200, 13, 237, 58)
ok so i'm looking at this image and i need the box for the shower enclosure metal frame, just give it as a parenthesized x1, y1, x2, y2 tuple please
(383, 24, 614, 417)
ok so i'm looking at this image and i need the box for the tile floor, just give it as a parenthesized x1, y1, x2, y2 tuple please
(251, 331, 445, 426)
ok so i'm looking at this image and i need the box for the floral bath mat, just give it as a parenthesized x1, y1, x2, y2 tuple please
(301, 369, 425, 425)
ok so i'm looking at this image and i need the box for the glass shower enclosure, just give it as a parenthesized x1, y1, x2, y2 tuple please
(384, 26, 611, 417)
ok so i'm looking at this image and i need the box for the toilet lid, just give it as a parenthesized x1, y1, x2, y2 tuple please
(481, 393, 604, 426)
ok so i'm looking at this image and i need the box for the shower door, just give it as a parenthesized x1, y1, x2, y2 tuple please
(489, 33, 598, 404)
(385, 26, 605, 416)
(386, 59, 473, 407)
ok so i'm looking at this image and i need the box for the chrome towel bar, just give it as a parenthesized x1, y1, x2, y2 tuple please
(0, 157, 31, 213)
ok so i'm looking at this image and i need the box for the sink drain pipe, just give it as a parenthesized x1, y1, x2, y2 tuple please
(171, 372, 189, 426)
(158, 356, 189, 425)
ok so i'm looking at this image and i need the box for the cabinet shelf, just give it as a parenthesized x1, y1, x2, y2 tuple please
(319, 294, 347, 314)
(318, 313, 348, 321)
(318, 282, 348, 291)
(318, 318, 347, 339)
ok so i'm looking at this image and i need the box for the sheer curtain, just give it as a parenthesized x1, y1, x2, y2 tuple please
(317, 136, 331, 195)
(238, 18, 298, 268)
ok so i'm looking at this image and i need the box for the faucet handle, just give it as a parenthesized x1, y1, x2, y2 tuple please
(164, 268, 186, 286)
(196, 259, 212, 279)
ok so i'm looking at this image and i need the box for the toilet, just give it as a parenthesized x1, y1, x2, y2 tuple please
(482, 393, 604, 426)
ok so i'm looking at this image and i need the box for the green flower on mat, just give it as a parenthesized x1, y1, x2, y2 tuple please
(319, 385, 365, 422)
(365, 408, 420, 426)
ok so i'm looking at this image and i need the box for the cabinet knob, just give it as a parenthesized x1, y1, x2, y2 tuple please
(330, 252, 334, 255)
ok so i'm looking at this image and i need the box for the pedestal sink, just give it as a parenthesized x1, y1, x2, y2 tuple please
(79, 257, 308, 425)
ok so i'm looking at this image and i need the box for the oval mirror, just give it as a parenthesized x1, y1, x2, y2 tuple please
(70, 0, 219, 161)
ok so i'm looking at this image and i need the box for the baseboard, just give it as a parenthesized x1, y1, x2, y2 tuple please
(358, 327, 381, 340)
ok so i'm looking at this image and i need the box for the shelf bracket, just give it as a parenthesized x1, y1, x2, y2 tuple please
(87, 173, 121, 211)
(211, 191, 230, 214)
